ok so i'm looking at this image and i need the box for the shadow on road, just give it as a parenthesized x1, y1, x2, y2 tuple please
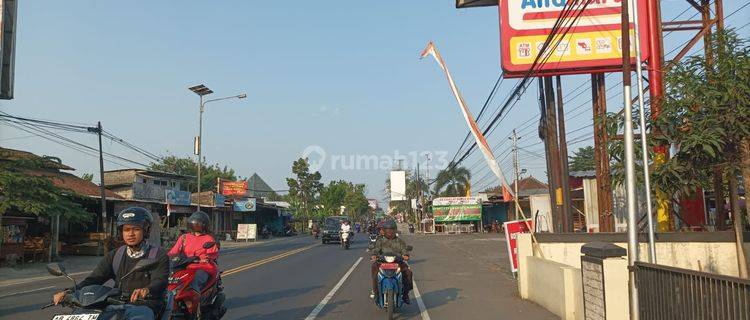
(421, 287, 461, 308)
(225, 285, 323, 308)
(235, 299, 351, 320)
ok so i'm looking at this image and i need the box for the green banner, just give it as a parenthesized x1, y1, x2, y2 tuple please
(432, 197, 482, 222)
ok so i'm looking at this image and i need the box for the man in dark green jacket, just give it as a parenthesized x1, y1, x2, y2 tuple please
(370, 220, 413, 304)
(52, 207, 169, 320)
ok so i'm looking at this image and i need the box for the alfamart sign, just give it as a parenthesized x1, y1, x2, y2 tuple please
(500, 0, 649, 77)
(432, 197, 482, 222)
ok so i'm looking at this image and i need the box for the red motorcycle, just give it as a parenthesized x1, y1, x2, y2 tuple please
(164, 241, 226, 320)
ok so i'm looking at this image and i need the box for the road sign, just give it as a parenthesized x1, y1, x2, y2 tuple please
(500, 0, 649, 77)
(504, 219, 533, 273)
(233, 198, 256, 212)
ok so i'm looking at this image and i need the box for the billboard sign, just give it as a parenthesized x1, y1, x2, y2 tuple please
(432, 197, 482, 222)
(504, 219, 533, 273)
(233, 198, 256, 212)
(390, 171, 407, 201)
(214, 194, 226, 208)
(165, 189, 191, 206)
(221, 180, 248, 196)
(500, 0, 649, 77)
(237, 223, 257, 241)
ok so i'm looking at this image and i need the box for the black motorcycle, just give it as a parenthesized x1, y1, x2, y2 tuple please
(42, 259, 159, 320)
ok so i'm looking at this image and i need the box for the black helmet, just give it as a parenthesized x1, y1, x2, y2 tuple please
(116, 207, 153, 237)
(382, 220, 397, 230)
(187, 211, 210, 233)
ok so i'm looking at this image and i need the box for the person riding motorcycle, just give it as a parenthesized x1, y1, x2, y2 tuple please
(340, 220, 352, 234)
(370, 220, 413, 304)
(366, 221, 379, 235)
(52, 207, 169, 320)
(168, 211, 220, 294)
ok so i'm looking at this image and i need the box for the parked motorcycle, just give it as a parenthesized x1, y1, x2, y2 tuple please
(165, 241, 225, 320)
(340, 231, 351, 250)
(42, 259, 159, 320)
(373, 253, 410, 320)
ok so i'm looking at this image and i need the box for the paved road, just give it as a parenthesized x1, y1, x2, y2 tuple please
(0, 234, 557, 319)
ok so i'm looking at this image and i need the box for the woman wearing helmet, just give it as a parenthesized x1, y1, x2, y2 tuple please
(168, 211, 220, 294)
(52, 207, 169, 320)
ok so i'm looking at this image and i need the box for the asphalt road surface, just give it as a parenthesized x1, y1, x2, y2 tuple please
(0, 234, 557, 319)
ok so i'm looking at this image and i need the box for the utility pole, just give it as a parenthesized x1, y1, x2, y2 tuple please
(555, 76, 573, 233)
(543, 76, 564, 232)
(87, 122, 108, 252)
(197, 94, 204, 211)
(592, 73, 614, 232)
(511, 130, 521, 221)
(621, 0, 640, 317)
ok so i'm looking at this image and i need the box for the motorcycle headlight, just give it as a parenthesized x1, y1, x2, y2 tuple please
(384, 256, 396, 263)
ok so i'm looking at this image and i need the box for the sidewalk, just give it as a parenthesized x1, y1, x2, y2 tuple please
(0, 235, 300, 287)
(404, 233, 558, 319)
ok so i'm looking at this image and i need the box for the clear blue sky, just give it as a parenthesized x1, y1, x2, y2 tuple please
(1, 1, 748, 204)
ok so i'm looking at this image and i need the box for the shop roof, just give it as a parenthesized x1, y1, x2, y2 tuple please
(104, 168, 194, 180)
(28, 170, 124, 199)
(0, 147, 75, 170)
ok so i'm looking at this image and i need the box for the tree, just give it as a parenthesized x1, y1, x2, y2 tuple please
(0, 158, 89, 222)
(81, 173, 94, 182)
(148, 155, 237, 193)
(604, 28, 749, 237)
(569, 146, 595, 172)
(434, 164, 471, 197)
(286, 158, 323, 221)
(319, 180, 349, 216)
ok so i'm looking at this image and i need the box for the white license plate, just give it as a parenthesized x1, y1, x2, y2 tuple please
(52, 314, 99, 320)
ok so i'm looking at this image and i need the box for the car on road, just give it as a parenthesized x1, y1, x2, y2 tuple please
(321, 215, 348, 244)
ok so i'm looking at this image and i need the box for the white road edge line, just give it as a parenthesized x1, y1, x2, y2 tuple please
(413, 279, 431, 320)
(305, 256, 363, 320)
(0, 285, 55, 299)
(0, 271, 89, 288)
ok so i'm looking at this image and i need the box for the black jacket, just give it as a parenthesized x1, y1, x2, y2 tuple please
(76, 245, 169, 312)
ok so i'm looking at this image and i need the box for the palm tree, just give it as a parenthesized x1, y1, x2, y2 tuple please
(434, 164, 471, 197)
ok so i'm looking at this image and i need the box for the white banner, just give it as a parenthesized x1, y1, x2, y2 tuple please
(390, 170, 407, 201)
(237, 224, 257, 241)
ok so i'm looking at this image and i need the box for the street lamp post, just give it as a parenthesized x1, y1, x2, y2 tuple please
(189, 84, 246, 210)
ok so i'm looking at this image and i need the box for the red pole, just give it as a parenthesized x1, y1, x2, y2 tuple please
(646, 0, 664, 122)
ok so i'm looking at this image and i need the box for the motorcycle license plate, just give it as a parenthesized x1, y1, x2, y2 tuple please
(52, 314, 99, 320)
(380, 263, 399, 270)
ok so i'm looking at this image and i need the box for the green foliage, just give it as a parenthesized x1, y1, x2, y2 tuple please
(0, 158, 90, 222)
(607, 29, 750, 199)
(434, 164, 471, 197)
(81, 173, 94, 182)
(568, 146, 595, 172)
(148, 155, 237, 193)
(286, 158, 323, 219)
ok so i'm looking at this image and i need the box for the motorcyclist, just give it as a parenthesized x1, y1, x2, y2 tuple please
(369, 220, 413, 304)
(366, 221, 379, 235)
(168, 211, 219, 294)
(52, 207, 169, 320)
(340, 219, 352, 234)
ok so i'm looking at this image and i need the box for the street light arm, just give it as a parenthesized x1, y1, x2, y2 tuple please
(202, 94, 247, 106)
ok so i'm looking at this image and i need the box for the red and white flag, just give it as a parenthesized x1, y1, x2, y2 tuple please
(420, 41, 515, 198)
